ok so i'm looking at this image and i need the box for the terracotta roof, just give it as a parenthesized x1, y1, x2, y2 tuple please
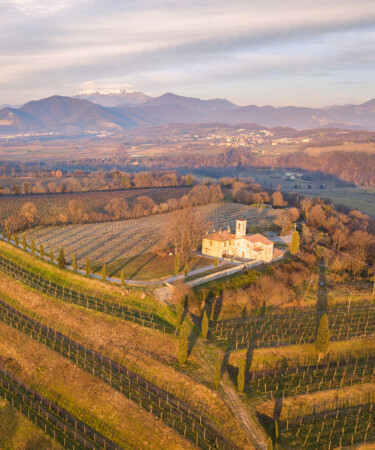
(273, 248, 285, 258)
(244, 233, 273, 245)
(204, 231, 235, 242)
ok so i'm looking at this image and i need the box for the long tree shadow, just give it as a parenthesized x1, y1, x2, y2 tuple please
(211, 296, 223, 322)
(273, 397, 283, 421)
(222, 343, 233, 379)
(245, 345, 254, 373)
(181, 294, 189, 325)
(187, 316, 200, 357)
(316, 258, 328, 324)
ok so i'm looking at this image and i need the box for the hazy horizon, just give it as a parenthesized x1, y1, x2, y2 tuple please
(1, 0, 375, 107)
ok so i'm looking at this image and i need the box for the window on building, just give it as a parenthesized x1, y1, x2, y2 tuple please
(224, 241, 227, 247)
(210, 240, 213, 246)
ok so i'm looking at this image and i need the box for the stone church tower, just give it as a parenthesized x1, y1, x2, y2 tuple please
(236, 219, 246, 239)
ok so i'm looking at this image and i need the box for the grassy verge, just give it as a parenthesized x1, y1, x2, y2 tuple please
(0, 240, 176, 326)
(0, 273, 239, 436)
(257, 383, 375, 421)
(0, 322, 192, 449)
(228, 337, 375, 372)
(0, 398, 62, 450)
(92, 252, 212, 281)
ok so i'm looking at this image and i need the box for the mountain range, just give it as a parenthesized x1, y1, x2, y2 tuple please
(1, 92, 375, 137)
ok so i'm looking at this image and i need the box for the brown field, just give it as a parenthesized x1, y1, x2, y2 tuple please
(0, 270, 250, 447)
(0, 322, 191, 449)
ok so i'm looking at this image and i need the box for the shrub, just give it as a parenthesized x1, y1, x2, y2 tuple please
(85, 258, 91, 277)
(57, 247, 66, 269)
(178, 321, 190, 366)
(72, 254, 77, 272)
(237, 359, 245, 393)
(31, 239, 36, 256)
(290, 230, 300, 255)
(201, 311, 209, 339)
(316, 313, 330, 357)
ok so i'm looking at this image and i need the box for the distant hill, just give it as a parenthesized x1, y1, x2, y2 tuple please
(0, 96, 137, 136)
(1, 93, 375, 137)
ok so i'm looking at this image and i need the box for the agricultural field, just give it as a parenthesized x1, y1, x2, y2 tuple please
(0, 242, 252, 449)
(0, 186, 193, 229)
(239, 168, 375, 217)
(0, 211, 374, 448)
(21, 203, 278, 280)
(214, 288, 375, 449)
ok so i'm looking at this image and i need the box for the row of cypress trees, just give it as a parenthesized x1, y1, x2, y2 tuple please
(2, 230, 127, 285)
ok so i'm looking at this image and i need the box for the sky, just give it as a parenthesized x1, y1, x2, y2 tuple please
(0, 0, 375, 107)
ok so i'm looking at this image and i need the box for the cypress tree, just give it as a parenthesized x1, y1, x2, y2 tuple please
(178, 321, 189, 366)
(175, 304, 183, 328)
(120, 269, 125, 286)
(72, 254, 77, 273)
(174, 253, 180, 275)
(184, 262, 189, 277)
(49, 250, 54, 264)
(274, 419, 279, 441)
(201, 311, 209, 339)
(315, 313, 330, 358)
(214, 256, 218, 268)
(85, 257, 91, 278)
(237, 359, 245, 393)
(214, 356, 222, 389)
(22, 235, 27, 251)
(39, 244, 44, 259)
(14, 234, 19, 247)
(102, 263, 107, 281)
(6, 229, 10, 242)
(290, 230, 300, 255)
(31, 239, 36, 256)
(58, 247, 66, 269)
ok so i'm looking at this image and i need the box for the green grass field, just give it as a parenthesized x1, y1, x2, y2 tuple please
(92, 252, 213, 280)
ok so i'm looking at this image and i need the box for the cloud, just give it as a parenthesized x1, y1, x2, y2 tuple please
(0, 0, 374, 105)
(80, 81, 133, 91)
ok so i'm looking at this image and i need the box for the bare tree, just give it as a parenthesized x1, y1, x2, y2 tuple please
(166, 208, 208, 261)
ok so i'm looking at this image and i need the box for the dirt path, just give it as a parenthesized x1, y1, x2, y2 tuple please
(194, 342, 267, 450)
(220, 373, 267, 450)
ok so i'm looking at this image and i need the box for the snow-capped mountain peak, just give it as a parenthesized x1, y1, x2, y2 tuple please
(73, 85, 152, 107)
(76, 87, 137, 96)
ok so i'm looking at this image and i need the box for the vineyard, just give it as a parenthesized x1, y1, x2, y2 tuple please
(0, 366, 121, 449)
(247, 353, 375, 399)
(0, 253, 175, 333)
(277, 396, 375, 449)
(212, 300, 375, 349)
(217, 294, 375, 449)
(0, 186, 192, 229)
(0, 297, 236, 450)
(21, 203, 277, 264)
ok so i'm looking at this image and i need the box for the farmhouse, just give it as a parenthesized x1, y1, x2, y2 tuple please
(202, 219, 284, 263)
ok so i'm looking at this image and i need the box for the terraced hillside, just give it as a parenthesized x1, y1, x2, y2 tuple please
(0, 186, 193, 230)
(22, 203, 277, 264)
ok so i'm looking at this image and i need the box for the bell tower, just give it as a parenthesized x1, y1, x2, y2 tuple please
(236, 219, 246, 239)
